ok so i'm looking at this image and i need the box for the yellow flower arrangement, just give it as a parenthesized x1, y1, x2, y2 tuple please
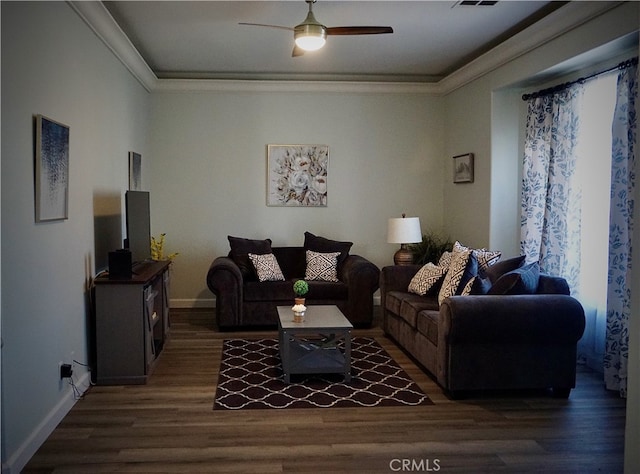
(150, 233, 179, 261)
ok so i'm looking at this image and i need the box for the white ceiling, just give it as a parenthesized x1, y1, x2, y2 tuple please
(102, 0, 563, 83)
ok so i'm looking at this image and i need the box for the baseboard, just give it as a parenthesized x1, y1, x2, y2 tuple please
(170, 298, 215, 309)
(170, 296, 381, 308)
(4, 371, 92, 474)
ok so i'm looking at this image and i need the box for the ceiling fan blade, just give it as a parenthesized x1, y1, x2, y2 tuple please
(239, 22, 294, 32)
(292, 45, 305, 57)
(326, 26, 393, 36)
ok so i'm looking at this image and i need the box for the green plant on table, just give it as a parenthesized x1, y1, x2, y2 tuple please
(293, 279, 309, 297)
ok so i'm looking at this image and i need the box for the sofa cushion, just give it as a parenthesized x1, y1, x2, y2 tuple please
(243, 279, 348, 302)
(307, 280, 348, 300)
(489, 262, 540, 295)
(408, 262, 447, 296)
(483, 255, 525, 284)
(304, 231, 353, 265)
(399, 295, 440, 327)
(438, 249, 478, 305)
(305, 250, 340, 282)
(248, 253, 285, 282)
(228, 236, 273, 281)
(416, 310, 440, 346)
(385, 291, 438, 328)
(385, 290, 407, 316)
(244, 280, 293, 302)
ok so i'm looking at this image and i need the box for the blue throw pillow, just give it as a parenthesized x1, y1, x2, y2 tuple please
(488, 262, 540, 295)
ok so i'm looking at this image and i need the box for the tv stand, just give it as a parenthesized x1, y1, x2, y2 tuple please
(94, 260, 171, 384)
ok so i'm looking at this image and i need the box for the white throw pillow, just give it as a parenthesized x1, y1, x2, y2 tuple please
(305, 250, 340, 282)
(408, 263, 448, 296)
(438, 248, 477, 305)
(248, 253, 285, 282)
(454, 241, 501, 274)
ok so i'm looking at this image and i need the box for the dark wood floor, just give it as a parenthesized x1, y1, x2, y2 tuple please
(24, 308, 626, 473)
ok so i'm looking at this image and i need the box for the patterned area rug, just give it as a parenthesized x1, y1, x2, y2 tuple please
(214, 337, 432, 409)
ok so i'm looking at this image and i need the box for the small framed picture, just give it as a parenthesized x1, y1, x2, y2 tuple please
(129, 152, 142, 190)
(35, 114, 70, 222)
(453, 153, 474, 183)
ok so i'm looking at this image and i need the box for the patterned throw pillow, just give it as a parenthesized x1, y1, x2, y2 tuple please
(438, 248, 478, 305)
(438, 251, 453, 269)
(304, 232, 353, 266)
(408, 263, 448, 296)
(305, 250, 340, 282)
(460, 276, 476, 296)
(248, 253, 285, 282)
(453, 241, 501, 274)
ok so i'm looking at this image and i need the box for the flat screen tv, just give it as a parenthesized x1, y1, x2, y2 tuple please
(125, 190, 151, 264)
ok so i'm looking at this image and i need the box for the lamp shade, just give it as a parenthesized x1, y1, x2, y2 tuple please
(387, 217, 422, 244)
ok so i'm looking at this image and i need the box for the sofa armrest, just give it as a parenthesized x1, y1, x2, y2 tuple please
(437, 294, 585, 394)
(340, 255, 380, 326)
(440, 295, 586, 344)
(379, 264, 422, 311)
(206, 256, 243, 329)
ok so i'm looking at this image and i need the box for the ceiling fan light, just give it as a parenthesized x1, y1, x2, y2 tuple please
(295, 34, 326, 51)
(294, 23, 326, 51)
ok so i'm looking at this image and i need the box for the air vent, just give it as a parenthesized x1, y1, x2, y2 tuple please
(456, 1, 498, 6)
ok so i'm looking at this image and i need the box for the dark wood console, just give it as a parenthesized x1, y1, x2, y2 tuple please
(94, 260, 171, 384)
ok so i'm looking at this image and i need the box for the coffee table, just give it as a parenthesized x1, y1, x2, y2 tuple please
(277, 305, 353, 383)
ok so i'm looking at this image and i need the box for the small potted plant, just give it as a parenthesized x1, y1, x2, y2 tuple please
(150, 233, 179, 261)
(293, 279, 309, 305)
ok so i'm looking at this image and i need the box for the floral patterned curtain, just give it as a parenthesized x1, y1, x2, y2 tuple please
(520, 85, 584, 290)
(604, 61, 637, 397)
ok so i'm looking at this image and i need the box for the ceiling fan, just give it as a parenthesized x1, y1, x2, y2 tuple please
(239, 0, 394, 57)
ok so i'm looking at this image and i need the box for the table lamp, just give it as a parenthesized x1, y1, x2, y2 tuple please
(387, 214, 422, 265)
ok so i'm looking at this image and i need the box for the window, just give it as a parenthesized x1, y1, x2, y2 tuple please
(574, 73, 617, 369)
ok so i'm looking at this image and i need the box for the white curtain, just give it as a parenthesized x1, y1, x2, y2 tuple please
(520, 84, 584, 287)
(604, 61, 638, 397)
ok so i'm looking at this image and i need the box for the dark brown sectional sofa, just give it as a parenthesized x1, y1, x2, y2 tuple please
(380, 258, 586, 398)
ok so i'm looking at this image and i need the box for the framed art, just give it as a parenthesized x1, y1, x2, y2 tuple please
(453, 153, 474, 183)
(267, 144, 329, 206)
(35, 114, 69, 222)
(129, 151, 142, 190)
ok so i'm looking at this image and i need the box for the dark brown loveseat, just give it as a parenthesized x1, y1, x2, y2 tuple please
(380, 256, 586, 398)
(207, 234, 380, 330)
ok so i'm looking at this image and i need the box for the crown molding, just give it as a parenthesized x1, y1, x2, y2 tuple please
(153, 79, 440, 95)
(68, 1, 157, 92)
(437, 1, 628, 94)
(70, 1, 629, 96)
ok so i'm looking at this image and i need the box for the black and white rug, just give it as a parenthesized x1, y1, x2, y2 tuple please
(213, 337, 432, 410)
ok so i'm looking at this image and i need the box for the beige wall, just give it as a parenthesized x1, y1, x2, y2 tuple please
(443, 2, 639, 255)
(149, 90, 445, 305)
(1, 2, 150, 471)
(443, 3, 639, 470)
(1, 1, 639, 472)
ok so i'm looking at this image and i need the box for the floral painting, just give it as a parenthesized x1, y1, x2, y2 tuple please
(267, 144, 328, 206)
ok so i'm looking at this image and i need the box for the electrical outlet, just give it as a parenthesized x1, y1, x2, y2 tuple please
(60, 363, 73, 379)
